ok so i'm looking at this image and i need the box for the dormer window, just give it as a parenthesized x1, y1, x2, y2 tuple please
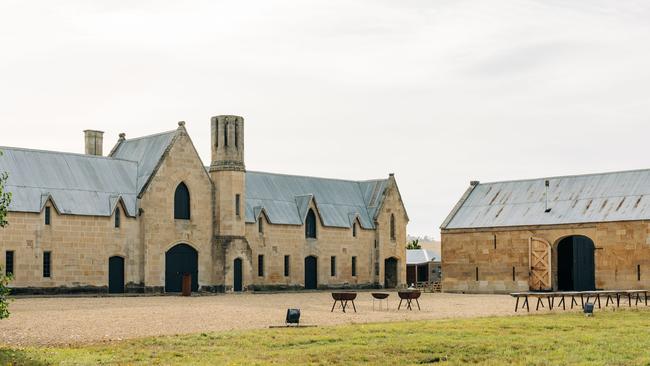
(115, 207, 121, 228)
(45, 206, 51, 225)
(352, 223, 357, 237)
(258, 218, 263, 234)
(305, 209, 317, 239)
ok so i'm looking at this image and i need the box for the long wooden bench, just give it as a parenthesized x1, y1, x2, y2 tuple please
(510, 290, 649, 312)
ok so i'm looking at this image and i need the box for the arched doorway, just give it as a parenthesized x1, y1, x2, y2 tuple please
(304, 256, 318, 289)
(384, 257, 398, 288)
(557, 235, 595, 291)
(108, 256, 125, 294)
(165, 244, 198, 292)
(233, 258, 243, 292)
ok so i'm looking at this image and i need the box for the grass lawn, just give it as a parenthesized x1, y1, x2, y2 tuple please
(2, 309, 650, 365)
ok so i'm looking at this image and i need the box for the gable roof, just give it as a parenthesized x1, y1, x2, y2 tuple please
(0, 147, 139, 217)
(406, 249, 437, 265)
(109, 130, 177, 194)
(245, 171, 390, 229)
(441, 168, 650, 230)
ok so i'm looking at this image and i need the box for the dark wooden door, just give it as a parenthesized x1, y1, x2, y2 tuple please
(108, 256, 125, 294)
(406, 265, 416, 285)
(573, 236, 595, 291)
(165, 244, 198, 293)
(304, 256, 318, 289)
(384, 257, 398, 288)
(233, 258, 243, 292)
(558, 236, 595, 291)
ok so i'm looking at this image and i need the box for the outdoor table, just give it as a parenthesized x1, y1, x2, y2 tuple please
(371, 292, 389, 311)
(510, 290, 649, 312)
(331, 292, 357, 313)
(397, 290, 421, 311)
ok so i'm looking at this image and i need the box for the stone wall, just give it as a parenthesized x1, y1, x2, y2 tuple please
(441, 220, 650, 293)
(0, 203, 141, 292)
(138, 126, 215, 291)
(244, 201, 376, 289)
(240, 177, 408, 290)
(374, 177, 408, 288)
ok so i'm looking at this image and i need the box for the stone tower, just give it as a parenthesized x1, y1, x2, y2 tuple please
(210, 115, 251, 291)
(210, 115, 246, 236)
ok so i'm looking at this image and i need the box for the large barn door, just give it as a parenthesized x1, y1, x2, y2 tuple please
(165, 244, 198, 293)
(529, 237, 552, 291)
(572, 236, 595, 291)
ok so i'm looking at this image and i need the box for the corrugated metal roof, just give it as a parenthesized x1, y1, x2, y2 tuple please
(110, 130, 176, 194)
(0, 147, 138, 217)
(1, 130, 393, 224)
(406, 249, 437, 265)
(442, 168, 650, 229)
(245, 171, 390, 229)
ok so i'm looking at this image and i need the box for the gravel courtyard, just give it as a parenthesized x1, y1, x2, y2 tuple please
(0, 292, 519, 346)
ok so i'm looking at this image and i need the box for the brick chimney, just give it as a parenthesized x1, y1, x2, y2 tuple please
(84, 130, 104, 156)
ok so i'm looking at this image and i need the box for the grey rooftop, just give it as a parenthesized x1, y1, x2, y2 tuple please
(442, 168, 650, 230)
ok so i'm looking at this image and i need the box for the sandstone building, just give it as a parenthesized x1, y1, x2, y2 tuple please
(0, 116, 408, 293)
(441, 171, 650, 293)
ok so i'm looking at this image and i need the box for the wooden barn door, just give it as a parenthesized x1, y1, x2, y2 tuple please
(529, 237, 552, 291)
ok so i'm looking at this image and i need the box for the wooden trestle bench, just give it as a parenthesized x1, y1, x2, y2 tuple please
(510, 290, 649, 312)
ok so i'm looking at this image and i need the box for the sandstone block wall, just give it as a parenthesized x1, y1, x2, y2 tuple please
(442, 221, 650, 293)
(138, 128, 215, 291)
(0, 204, 141, 292)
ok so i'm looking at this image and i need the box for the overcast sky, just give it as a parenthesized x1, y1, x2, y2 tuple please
(1, 1, 650, 238)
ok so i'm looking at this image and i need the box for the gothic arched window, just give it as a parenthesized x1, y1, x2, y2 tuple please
(305, 209, 317, 239)
(390, 214, 396, 241)
(114, 207, 121, 228)
(174, 182, 191, 220)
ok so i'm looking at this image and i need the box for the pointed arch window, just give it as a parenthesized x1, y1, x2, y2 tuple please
(305, 209, 317, 239)
(114, 207, 121, 228)
(390, 214, 396, 241)
(174, 182, 191, 220)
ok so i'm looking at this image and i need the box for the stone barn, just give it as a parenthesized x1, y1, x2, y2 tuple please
(441, 170, 650, 294)
(0, 115, 408, 294)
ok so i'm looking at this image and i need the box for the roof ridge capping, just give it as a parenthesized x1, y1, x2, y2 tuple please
(478, 167, 650, 186)
(119, 129, 177, 142)
(247, 170, 390, 184)
(0, 146, 138, 163)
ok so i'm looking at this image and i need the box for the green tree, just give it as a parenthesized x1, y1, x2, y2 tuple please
(406, 239, 421, 250)
(0, 150, 12, 319)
